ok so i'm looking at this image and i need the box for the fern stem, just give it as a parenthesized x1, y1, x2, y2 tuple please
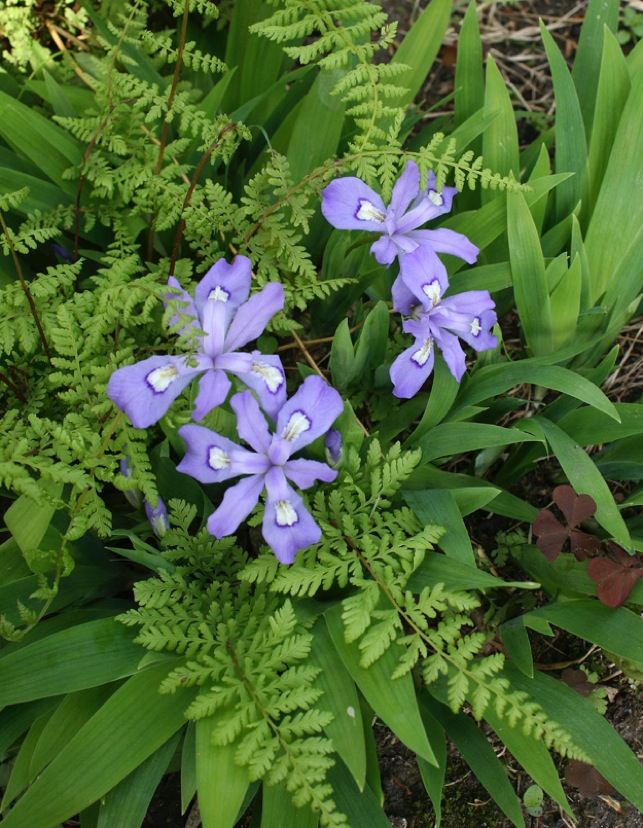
(225, 640, 333, 816)
(148, 0, 191, 261)
(74, 111, 112, 269)
(0, 212, 52, 366)
(169, 122, 238, 276)
(0, 370, 27, 404)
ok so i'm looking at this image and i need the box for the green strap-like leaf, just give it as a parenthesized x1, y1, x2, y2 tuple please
(97, 731, 181, 828)
(521, 417, 630, 547)
(325, 608, 437, 765)
(526, 599, 643, 664)
(1, 662, 195, 828)
(502, 663, 643, 811)
(421, 692, 525, 828)
(310, 619, 366, 790)
(196, 715, 250, 828)
(0, 618, 145, 707)
(388, 0, 452, 108)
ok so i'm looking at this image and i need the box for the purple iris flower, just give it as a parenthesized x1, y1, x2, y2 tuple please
(120, 456, 143, 509)
(390, 247, 497, 396)
(145, 496, 169, 539)
(107, 256, 286, 429)
(177, 376, 344, 564)
(321, 161, 479, 267)
(324, 428, 343, 467)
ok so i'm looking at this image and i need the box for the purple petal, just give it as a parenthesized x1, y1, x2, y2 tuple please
(262, 467, 321, 564)
(275, 375, 344, 455)
(199, 294, 228, 358)
(391, 274, 418, 316)
(370, 236, 399, 266)
(236, 352, 287, 419)
(398, 247, 449, 310)
(192, 368, 232, 421)
(224, 283, 285, 352)
(165, 276, 199, 337)
(107, 354, 206, 429)
(194, 257, 252, 323)
(207, 474, 265, 538)
(434, 292, 498, 351)
(283, 457, 338, 489)
(433, 328, 467, 382)
(230, 391, 273, 454)
(324, 428, 343, 466)
(423, 172, 458, 219)
(390, 336, 436, 398)
(178, 424, 248, 483)
(145, 496, 169, 539)
(389, 161, 421, 221)
(407, 228, 479, 264)
(322, 178, 387, 232)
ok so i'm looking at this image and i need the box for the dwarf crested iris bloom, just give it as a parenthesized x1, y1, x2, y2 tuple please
(145, 496, 169, 539)
(119, 456, 143, 510)
(321, 161, 479, 267)
(390, 247, 497, 396)
(107, 256, 286, 428)
(177, 376, 343, 564)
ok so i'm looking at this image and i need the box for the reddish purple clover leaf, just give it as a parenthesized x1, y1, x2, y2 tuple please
(564, 760, 616, 797)
(560, 668, 597, 697)
(587, 542, 643, 608)
(532, 485, 602, 562)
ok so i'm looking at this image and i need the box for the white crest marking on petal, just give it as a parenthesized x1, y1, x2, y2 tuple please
(275, 499, 298, 527)
(356, 199, 386, 223)
(208, 446, 230, 471)
(470, 317, 482, 336)
(422, 279, 441, 307)
(428, 190, 443, 207)
(251, 360, 283, 393)
(282, 410, 311, 442)
(411, 337, 433, 367)
(208, 285, 229, 302)
(146, 364, 179, 393)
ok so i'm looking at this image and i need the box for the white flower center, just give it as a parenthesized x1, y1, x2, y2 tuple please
(282, 410, 311, 442)
(251, 360, 283, 393)
(422, 280, 441, 307)
(208, 285, 229, 302)
(428, 189, 443, 207)
(356, 199, 386, 223)
(470, 317, 482, 336)
(146, 364, 179, 393)
(411, 337, 433, 366)
(275, 499, 298, 527)
(208, 446, 230, 471)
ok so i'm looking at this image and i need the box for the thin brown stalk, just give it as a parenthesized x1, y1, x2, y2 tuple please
(148, 0, 191, 261)
(168, 123, 238, 276)
(0, 213, 52, 366)
(0, 370, 27, 404)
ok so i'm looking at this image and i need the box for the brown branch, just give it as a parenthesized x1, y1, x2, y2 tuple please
(168, 123, 238, 276)
(0, 213, 52, 366)
(147, 0, 191, 261)
(0, 370, 28, 404)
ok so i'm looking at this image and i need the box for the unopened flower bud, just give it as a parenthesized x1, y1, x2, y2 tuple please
(145, 497, 169, 539)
